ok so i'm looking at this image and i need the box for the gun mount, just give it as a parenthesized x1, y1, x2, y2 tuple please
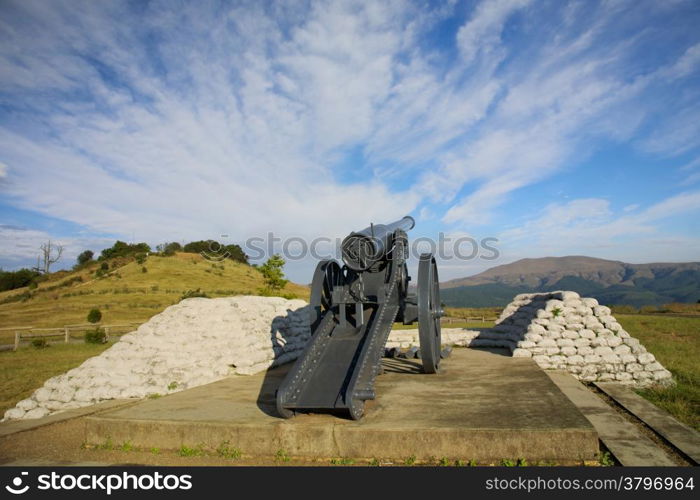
(276, 215, 443, 420)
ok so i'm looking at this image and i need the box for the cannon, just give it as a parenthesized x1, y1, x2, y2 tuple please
(276, 215, 443, 420)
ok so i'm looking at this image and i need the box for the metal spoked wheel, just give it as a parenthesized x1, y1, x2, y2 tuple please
(418, 253, 442, 374)
(309, 260, 343, 329)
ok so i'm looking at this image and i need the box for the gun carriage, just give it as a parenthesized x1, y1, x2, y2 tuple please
(276, 216, 443, 420)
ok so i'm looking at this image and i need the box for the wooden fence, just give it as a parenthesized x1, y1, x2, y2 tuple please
(0, 322, 142, 351)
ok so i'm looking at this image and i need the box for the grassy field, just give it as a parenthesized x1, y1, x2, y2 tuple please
(0, 343, 113, 414)
(611, 303, 700, 316)
(615, 314, 699, 431)
(444, 306, 502, 321)
(0, 253, 309, 342)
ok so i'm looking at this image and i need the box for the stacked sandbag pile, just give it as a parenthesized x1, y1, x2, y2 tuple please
(386, 328, 482, 349)
(482, 291, 673, 386)
(4, 296, 311, 421)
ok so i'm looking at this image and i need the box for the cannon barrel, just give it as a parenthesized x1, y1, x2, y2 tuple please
(341, 215, 415, 271)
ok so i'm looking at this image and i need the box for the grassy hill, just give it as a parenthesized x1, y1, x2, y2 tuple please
(0, 252, 309, 332)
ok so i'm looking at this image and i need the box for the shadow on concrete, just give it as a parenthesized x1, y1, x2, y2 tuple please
(470, 346, 513, 357)
(255, 308, 309, 418)
(381, 357, 423, 374)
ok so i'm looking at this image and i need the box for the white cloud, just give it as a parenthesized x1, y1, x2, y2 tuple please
(0, 0, 698, 274)
(0, 224, 112, 269)
(640, 102, 700, 156)
(456, 0, 532, 63)
(497, 192, 700, 263)
(430, 2, 700, 227)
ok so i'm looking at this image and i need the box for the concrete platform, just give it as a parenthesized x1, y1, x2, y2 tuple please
(547, 372, 676, 466)
(596, 382, 700, 464)
(85, 348, 598, 462)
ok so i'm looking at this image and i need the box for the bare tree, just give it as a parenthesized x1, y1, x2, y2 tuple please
(37, 240, 64, 274)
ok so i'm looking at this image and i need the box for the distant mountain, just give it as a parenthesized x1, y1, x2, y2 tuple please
(441, 256, 700, 307)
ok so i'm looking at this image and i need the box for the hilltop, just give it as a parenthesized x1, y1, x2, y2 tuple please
(0, 252, 309, 330)
(441, 256, 700, 307)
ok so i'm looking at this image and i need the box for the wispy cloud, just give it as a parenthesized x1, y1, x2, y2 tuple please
(499, 192, 700, 263)
(0, 0, 698, 277)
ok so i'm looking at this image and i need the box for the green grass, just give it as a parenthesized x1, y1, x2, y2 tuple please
(216, 441, 242, 460)
(0, 342, 112, 414)
(330, 457, 355, 465)
(616, 314, 700, 430)
(274, 449, 291, 462)
(178, 444, 206, 457)
(598, 451, 615, 467)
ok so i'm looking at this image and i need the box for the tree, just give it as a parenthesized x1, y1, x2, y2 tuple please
(87, 308, 102, 324)
(258, 254, 288, 291)
(0, 268, 40, 292)
(99, 241, 151, 260)
(182, 240, 248, 264)
(36, 240, 63, 274)
(77, 250, 94, 266)
(156, 242, 182, 256)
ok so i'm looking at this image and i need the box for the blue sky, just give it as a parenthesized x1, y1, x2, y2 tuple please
(0, 0, 699, 282)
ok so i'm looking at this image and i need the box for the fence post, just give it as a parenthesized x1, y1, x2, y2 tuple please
(64, 326, 70, 344)
(14, 331, 20, 351)
(104, 326, 110, 343)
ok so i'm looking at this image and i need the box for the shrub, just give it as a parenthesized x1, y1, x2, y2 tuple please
(84, 327, 106, 344)
(99, 241, 151, 260)
(87, 308, 102, 323)
(100, 262, 109, 271)
(135, 253, 147, 265)
(156, 242, 182, 256)
(180, 289, 208, 300)
(0, 268, 41, 292)
(76, 250, 94, 266)
(182, 240, 249, 264)
(31, 337, 49, 349)
(28, 281, 38, 290)
(141, 266, 148, 273)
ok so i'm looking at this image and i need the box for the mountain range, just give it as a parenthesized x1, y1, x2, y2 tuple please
(440, 256, 700, 307)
